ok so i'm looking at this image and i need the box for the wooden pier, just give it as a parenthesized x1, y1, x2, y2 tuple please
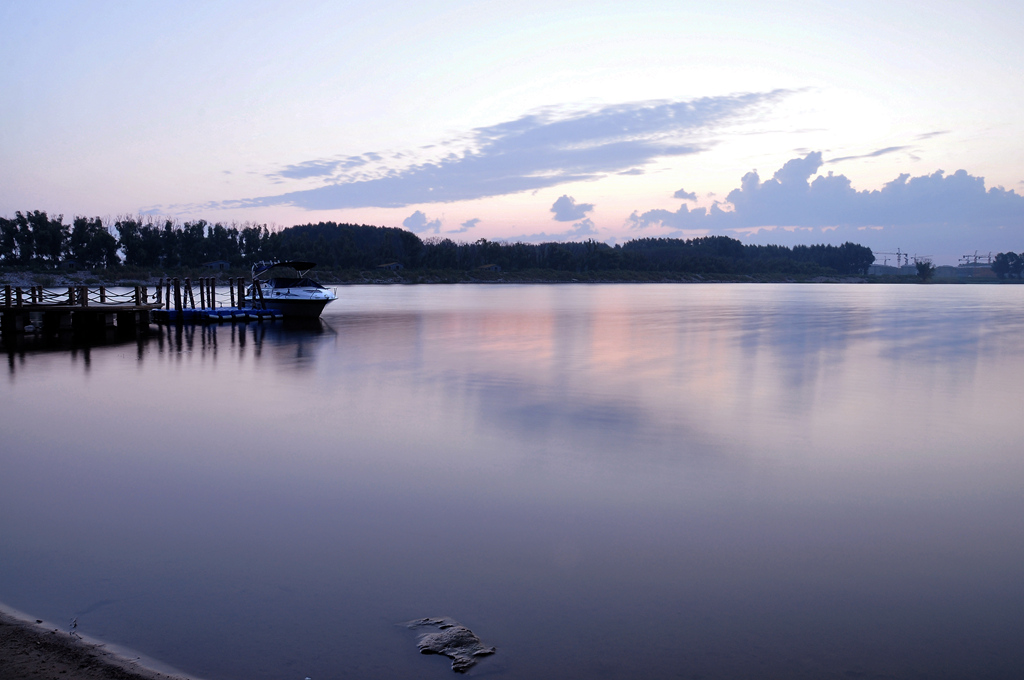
(2, 276, 273, 338)
(1, 284, 160, 337)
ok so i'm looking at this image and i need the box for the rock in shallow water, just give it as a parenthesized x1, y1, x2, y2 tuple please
(407, 617, 496, 673)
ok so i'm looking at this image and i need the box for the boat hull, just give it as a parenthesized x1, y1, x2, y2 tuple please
(254, 298, 333, 318)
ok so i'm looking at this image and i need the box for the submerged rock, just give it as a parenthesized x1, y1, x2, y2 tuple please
(407, 617, 496, 673)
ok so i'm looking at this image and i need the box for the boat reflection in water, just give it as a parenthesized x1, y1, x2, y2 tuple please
(151, 315, 336, 371)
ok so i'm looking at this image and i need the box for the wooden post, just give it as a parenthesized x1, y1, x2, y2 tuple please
(165, 280, 171, 310)
(68, 286, 75, 305)
(237, 278, 245, 307)
(185, 278, 195, 309)
(173, 278, 182, 312)
(198, 278, 206, 309)
(16, 287, 24, 307)
(254, 279, 265, 310)
(134, 286, 142, 306)
(229, 277, 235, 307)
(80, 286, 89, 306)
(100, 286, 107, 303)
(208, 278, 216, 309)
(142, 286, 148, 305)
(156, 278, 164, 307)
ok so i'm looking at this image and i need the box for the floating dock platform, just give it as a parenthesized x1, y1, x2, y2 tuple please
(151, 307, 284, 324)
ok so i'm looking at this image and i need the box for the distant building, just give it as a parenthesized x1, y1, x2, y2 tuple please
(377, 262, 404, 270)
(477, 264, 501, 272)
(929, 265, 996, 279)
(868, 264, 918, 276)
(203, 260, 231, 271)
(955, 264, 995, 278)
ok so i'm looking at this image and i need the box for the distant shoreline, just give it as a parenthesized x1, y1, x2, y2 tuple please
(0, 604, 197, 680)
(1, 269, 996, 289)
(4, 266, 1019, 289)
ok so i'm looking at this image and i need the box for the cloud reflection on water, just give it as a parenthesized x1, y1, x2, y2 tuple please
(4, 284, 1024, 680)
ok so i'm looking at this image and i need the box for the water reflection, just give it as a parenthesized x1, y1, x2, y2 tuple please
(147, 318, 337, 371)
(1, 284, 1023, 680)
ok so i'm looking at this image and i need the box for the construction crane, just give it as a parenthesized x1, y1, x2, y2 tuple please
(959, 251, 992, 266)
(874, 248, 910, 267)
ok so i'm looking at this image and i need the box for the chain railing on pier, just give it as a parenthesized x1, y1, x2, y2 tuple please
(2, 285, 160, 308)
(3, 278, 247, 312)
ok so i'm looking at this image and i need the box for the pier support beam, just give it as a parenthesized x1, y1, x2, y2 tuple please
(116, 311, 140, 331)
(42, 311, 73, 333)
(1, 311, 30, 335)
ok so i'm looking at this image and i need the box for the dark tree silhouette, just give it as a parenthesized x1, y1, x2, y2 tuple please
(1012, 253, 1024, 279)
(992, 252, 1023, 279)
(69, 217, 119, 268)
(0, 216, 18, 264)
(3, 209, 883, 278)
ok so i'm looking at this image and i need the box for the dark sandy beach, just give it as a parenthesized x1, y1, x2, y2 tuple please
(0, 609, 194, 680)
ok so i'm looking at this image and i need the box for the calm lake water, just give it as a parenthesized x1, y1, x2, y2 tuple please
(2, 283, 1023, 679)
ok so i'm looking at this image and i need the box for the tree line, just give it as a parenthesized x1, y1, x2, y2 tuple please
(287, 223, 875, 276)
(1, 211, 875, 276)
(0, 212, 273, 269)
(991, 252, 1024, 279)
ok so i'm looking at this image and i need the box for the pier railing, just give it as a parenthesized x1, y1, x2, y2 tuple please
(1, 277, 270, 336)
(3, 285, 152, 308)
(0, 277, 247, 336)
(2, 277, 255, 311)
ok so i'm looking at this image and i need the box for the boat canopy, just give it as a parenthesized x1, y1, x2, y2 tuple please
(252, 260, 318, 278)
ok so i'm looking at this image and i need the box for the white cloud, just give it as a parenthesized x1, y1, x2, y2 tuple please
(402, 210, 441, 234)
(550, 195, 593, 222)
(450, 217, 480, 234)
(504, 217, 600, 244)
(229, 91, 791, 210)
(630, 152, 1024, 260)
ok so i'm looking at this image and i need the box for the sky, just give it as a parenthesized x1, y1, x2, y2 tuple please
(2, 0, 1023, 264)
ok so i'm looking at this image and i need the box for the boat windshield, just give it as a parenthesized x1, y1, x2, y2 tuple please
(252, 260, 317, 279)
(265, 277, 325, 289)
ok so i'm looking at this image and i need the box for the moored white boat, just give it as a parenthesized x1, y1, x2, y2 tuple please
(248, 260, 337, 318)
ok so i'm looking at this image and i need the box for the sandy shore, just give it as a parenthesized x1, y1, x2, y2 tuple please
(0, 607, 197, 680)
